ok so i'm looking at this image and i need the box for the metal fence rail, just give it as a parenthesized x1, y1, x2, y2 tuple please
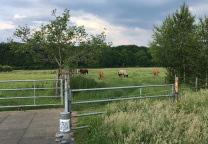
(0, 79, 63, 108)
(64, 78, 175, 131)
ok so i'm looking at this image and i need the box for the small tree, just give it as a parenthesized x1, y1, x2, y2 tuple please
(9, 9, 112, 94)
(9, 9, 111, 76)
(149, 2, 197, 83)
(197, 16, 208, 86)
(10, 9, 88, 77)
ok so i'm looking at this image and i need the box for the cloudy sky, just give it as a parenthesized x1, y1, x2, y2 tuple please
(1, 0, 208, 47)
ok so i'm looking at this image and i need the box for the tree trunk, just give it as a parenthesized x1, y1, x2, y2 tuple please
(56, 66, 62, 96)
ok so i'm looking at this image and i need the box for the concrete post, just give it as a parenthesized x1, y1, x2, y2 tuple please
(55, 112, 74, 143)
(55, 76, 74, 144)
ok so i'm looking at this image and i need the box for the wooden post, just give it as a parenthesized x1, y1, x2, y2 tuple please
(164, 76, 166, 84)
(175, 77, 179, 103)
(196, 77, 198, 92)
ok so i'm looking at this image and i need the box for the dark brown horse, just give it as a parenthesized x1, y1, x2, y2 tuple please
(78, 69, 88, 75)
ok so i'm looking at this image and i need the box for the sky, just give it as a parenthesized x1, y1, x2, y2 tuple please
(1, 0, 208, 47)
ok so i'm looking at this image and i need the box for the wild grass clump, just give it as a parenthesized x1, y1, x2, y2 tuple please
(70, 75, 106, 89)
(86, 89, 208, 144)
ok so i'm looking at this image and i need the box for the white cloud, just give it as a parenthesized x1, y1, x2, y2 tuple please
(14, 14, 26, 19)
(71, 12, 152, 46)
(0, 21, 15, 30)
(189, 3, 208, 16)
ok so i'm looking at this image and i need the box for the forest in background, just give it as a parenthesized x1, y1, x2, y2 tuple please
(0, 42, 154, 70)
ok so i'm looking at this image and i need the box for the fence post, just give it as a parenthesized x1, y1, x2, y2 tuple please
(175, 77, 179, 103)
(140, 88, 142, 105)
(172, 84, 174, 103)
(56, 76, 74, 144)
(196, 77, 198, 91)
(68, 90, 72, 129)
(34, 81, 36, 105)
(61, 79, 63, 105)
(64, 69, 70, 88)
(65, 76, 69, 112)
(65, 76, 72, 132)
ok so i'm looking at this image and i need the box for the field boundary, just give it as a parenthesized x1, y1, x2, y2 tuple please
(0, 79, 64, 108)
(63, 77, 175, 131)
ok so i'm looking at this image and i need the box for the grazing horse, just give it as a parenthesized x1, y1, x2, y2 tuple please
(78, 69, 88, 75)
(118, 70, 128, 77)
(99, 71, 104, 79)
(153, 69, 158, 76)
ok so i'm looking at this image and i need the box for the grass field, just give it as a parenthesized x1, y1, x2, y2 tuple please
(1, 67, 201, 143)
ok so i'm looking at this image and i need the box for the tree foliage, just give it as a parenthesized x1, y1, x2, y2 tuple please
(9, 9, 111, 73)
(98, 45, 152, 68)
(197, 16, 208, 80)
(0, 42, 153, 69)
(149, 2, 201, 83)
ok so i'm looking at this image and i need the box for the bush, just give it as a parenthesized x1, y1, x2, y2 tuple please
(0, 65, 13, 72)
(70, 75, 106, 89)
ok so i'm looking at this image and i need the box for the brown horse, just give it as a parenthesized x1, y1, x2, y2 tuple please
(78, 69, 88, 75)
(153, 69, 158, 76)
(99, 71, 104, 79)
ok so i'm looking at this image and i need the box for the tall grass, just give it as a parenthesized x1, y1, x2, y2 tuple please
(85, 89, 208, 144)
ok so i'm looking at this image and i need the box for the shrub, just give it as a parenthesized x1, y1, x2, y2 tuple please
(0, 65, 13, 72)
(70, 75, 106, 89)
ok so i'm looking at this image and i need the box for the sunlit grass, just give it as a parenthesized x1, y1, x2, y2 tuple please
(85, 89, 208, 144)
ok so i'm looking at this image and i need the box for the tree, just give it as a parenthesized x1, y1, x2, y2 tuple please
(10, 9, 88, 76)
(149, 2, 197, 83)
(197, 16, 208, 85)
(9, 9, 111, 75)
(79, 29, 112, 68)
(134, 50, 150, 67)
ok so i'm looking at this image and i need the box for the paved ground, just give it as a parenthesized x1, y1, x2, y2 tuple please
(0, 108, 64, 144)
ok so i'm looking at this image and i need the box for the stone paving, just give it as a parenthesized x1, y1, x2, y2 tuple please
(0, 109, 64, 144)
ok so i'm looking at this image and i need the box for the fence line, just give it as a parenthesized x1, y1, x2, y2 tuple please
(63, 78, 175, 131)
(0, 79, 63, 108)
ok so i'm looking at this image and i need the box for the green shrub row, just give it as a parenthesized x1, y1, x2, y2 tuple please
(0, 65, 13, 72)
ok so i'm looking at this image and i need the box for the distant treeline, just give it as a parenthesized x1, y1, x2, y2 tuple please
(98, 45, 153, 68)
(0, 43, 154, 70)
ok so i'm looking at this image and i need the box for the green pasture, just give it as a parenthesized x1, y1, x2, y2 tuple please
(0, 67, 171, 115)
(0, 67, 177, 143)
(0, 70, 59, 110)
(1, 68, 204, 143)
(87, 67, 167, 86)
